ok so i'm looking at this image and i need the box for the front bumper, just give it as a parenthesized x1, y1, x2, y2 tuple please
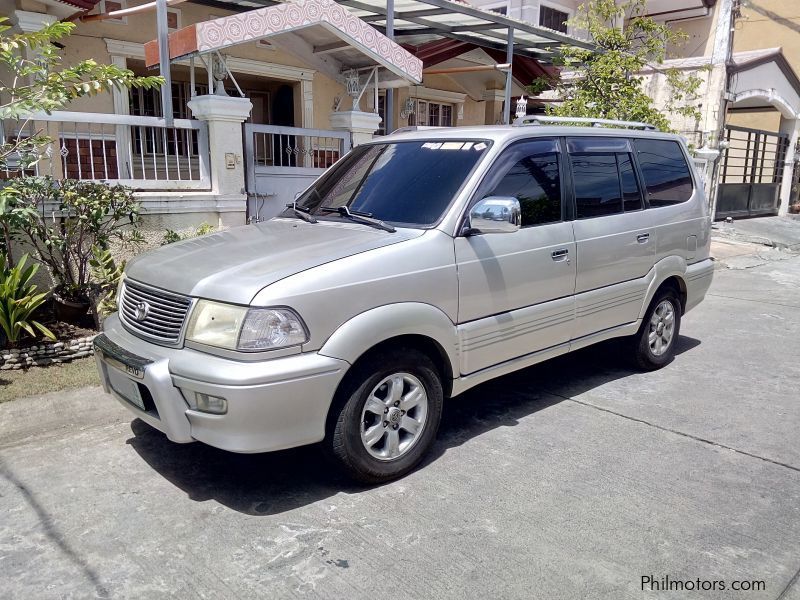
(94, 314, 349, 453)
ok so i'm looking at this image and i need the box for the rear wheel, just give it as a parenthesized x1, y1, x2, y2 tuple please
(325, 348, 443, 484)
(632, 289, 681, 371)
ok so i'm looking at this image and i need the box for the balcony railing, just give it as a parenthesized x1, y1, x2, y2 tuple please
(1, 111, 210, 190)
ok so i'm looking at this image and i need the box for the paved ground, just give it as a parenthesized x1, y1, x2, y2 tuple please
(714, 215, 800, 251)
(2, 248, 800, 599)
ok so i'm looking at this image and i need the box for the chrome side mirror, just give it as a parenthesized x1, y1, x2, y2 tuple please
(468, 196, 521, 234)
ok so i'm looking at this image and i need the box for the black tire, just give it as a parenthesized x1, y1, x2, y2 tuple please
(325, 347, 444, 484)
(632, 288, 682, 371)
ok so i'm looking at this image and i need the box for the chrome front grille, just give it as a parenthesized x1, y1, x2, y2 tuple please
(119, 279, 192, 344)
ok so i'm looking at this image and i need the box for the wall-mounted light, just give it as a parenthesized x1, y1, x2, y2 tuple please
(515, 95, 528, 119)
(400, 97, 415, 120)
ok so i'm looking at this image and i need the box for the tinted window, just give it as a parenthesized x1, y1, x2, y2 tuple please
(634, 139, 693, 206)
(483, 139, 561, 227)
(619, 153, 643, 211)
(293, 140, 489, 227)
(571, 153, 623, 218)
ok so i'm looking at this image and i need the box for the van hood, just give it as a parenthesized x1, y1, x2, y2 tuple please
(125, 218, 423, 304)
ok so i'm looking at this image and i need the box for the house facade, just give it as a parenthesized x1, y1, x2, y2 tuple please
(508, 0, 800, 218)
(2, 0, 590, 237)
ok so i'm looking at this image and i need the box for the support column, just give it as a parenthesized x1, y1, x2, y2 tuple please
(385, 0, 395, 134)
(187, 95, 253, 220)
(109, 53, 133, 179)
(706, 0, 735, 219)
(11, 11, 63, 178)
(504, 27, 514, 125)
(483, 90, 505, 125)
(301, 78, 314, 128)
(778, 115, 799, 216)
(330, 110, 382, 147)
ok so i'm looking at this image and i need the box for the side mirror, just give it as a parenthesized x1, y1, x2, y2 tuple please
(467, 196, 521, 234)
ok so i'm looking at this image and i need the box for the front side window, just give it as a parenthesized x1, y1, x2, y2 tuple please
(480, 139, 562, 227)
(634, 138, 693, 206)
(291, 140, 489, 227)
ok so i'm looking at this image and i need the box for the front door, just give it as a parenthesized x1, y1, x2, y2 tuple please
(455, 138, 576, 375)
(567, 137, 656, 340)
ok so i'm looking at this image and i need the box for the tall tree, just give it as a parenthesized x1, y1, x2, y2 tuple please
(0, 17, 162, 168)
(529, 0, 704, 131)
(0, 18, 161, 264)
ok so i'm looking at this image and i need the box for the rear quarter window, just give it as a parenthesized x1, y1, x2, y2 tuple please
(633, 139, 693, 207)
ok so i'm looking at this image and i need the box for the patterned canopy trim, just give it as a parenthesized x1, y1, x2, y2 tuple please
(145, 0, 423, 84)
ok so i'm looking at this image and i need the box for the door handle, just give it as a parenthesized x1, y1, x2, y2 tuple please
(636, 233, 650, 244)
(551, 248, 569, 261)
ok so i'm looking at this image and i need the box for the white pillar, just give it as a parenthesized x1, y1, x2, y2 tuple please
(330, 110, 382, 147)
(706, 0, 734, 219)
(109, 53, 133, 179)
(187, 95, 253, 220)
(11, 11, 62, 178)
(301, 79, 314, 128)
(778, 115, 799, 216)
(482, 90, 505, 126)
(11, 10, 56, 33)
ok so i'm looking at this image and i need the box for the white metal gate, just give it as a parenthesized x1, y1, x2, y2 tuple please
(243, 123, 350, 221)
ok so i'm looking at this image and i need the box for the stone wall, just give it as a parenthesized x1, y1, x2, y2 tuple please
(1, 335, 98, 370)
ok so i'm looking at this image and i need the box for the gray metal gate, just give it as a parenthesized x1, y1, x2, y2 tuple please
(717, 125, 789, 220)
(243, 124, 350, 222)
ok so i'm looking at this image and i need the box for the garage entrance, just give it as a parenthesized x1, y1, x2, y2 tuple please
(716, 125, 790, 220)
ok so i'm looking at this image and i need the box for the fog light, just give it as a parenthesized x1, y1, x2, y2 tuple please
(195, 392, 227, 414)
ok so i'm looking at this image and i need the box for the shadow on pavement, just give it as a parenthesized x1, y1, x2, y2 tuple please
(126, 336, 700, 516)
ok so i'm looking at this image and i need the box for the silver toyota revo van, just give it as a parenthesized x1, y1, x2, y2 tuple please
(94, 117, 715, 483)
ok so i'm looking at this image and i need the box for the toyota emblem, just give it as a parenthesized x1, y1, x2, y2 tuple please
(133, 301, 150, 322)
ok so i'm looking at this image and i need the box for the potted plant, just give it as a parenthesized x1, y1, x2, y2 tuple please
(6, 176, 142, 323)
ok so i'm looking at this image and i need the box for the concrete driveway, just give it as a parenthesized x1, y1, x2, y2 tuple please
(1, 251, 799, 599)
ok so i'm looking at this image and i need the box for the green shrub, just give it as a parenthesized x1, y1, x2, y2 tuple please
(5, 176, 142, 303)
(89, 246, 125, 317)
(0, 253, 55, 347)
(161, 222, 215, 245)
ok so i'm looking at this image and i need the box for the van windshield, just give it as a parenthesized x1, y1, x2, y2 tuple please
(288, 140, 490, 228)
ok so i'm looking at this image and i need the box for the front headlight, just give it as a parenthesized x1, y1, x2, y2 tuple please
(185, 300, 308, 351)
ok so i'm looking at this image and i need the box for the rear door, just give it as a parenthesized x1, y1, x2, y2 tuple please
(568, 137, 656, 340)
(455, 138, 576, 375)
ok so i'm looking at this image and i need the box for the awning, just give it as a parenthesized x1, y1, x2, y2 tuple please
(144, 0, 423, 84)
(333, 0, 594, 60)
(152, 0, 595, 62)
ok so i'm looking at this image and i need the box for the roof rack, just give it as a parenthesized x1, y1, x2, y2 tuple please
(513, 115, 657, 131)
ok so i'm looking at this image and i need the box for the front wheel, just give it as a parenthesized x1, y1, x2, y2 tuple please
(632, 289, 682, 371)
(325, 348, 443, 484)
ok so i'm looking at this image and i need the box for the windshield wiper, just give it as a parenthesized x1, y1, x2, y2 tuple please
(320, 206, 396, 233)
(286, 202, 317, 224)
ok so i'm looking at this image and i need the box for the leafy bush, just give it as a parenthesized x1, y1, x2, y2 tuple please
(161, 222, 215, 245)
(0, 254, 55, 347)
(5, 176, 142, 302)
(89, 246, 125, 317)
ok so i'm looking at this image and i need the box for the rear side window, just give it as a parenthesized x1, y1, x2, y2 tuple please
(567, 137, 643, 218)
(571, 154, 623, 218)
(634, 139, 693, 206)
(481, 139, 562, 227)
(619, 153, 643, 212)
